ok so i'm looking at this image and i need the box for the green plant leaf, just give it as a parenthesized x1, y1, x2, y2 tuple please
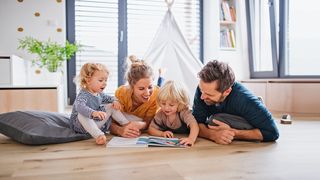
(18, 36, 81, 72)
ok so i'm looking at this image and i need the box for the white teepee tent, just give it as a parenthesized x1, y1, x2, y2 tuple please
(143, 0, 203, 101)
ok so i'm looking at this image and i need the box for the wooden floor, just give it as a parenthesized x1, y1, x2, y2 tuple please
(1, 117, 320, 180)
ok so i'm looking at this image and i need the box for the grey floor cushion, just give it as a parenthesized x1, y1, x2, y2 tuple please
(0, 111, 90, 145)
(207, 113, 254, 130)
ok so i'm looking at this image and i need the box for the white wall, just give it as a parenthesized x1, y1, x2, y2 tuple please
(0, 0, 66, 61)
(0, 0, 67, 107)
(203, 0, 250, 80)
(0, 0, 66, 80)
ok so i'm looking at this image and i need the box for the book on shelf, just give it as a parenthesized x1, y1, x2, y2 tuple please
(221, 1, 232, 21)
(107, 136, 187, 148)
(220, 28, 236, 48)
(229, 6, 236, 22)
(229, 29, 236, 48)
(220, 1, 236, 22)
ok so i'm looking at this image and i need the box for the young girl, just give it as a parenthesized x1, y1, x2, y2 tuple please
(148, 80, 199, 146)
(70, 63, 145, 145)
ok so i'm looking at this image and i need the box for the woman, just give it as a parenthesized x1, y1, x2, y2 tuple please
(110, 56, 160, 137)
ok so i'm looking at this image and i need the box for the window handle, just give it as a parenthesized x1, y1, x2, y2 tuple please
(120, 30, 123, 42)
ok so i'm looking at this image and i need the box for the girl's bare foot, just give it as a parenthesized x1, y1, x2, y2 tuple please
(96, 135, 107, 145)
(158, 68, 167, 77)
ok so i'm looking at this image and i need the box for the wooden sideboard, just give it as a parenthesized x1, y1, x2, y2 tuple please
(241, 79, 320, 115)
(0, 85, 63, 113)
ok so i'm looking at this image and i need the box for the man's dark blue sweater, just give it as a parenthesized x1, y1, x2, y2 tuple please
(192, 82, 279, 142)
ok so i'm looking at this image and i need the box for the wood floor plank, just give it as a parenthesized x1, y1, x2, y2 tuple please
(1, 118, 320, 179)
(9, 164, 184, 180)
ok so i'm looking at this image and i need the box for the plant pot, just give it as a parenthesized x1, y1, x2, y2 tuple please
(46, 61, 59, 72)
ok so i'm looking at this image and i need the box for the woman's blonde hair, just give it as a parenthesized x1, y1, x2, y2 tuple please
(75, 63, 109, 89)
(125, 55, 154, 87)
(157, 80, 190, 112)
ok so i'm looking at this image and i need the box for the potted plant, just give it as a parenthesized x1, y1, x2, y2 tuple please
(18, 36, 80, 72)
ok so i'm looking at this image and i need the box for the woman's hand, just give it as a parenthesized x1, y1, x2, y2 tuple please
(118, 123, 141, 138)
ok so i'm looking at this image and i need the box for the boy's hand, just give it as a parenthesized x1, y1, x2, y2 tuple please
(162, 131, 174, 138)
(92, 111, 107, 120)
(179, 137, 195, 146)
(112, 101, 122, 110)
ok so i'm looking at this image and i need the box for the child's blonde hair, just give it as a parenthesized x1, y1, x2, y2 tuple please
(157, 80, 190, 112)
(125, 55, 154, 87)
(76, 63, 109, 89)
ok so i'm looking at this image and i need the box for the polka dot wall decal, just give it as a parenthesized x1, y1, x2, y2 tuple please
(56, 28, 62, 32)
(17, 0, 23, 2)
(17, 27, 24, 32)
(56, 0, 62, 3)
(34, 12, 40, 17)
(35, 69, 41, 74)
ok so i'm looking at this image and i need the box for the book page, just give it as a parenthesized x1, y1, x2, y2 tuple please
(107, 136, 187, 148)
(107, 136, 148, 147)
(148, 136, 186, 148)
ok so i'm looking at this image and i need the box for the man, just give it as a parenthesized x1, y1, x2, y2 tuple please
(192, 60, 279, 144)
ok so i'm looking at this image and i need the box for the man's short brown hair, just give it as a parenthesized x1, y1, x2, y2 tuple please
(198, 60, 235, 92)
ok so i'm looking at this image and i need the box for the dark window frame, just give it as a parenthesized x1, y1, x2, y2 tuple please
(66, 0, 76, 105)
(246, 0, 278, 78)
(247, 0, 320, 79)
(279, 0, 320, 78)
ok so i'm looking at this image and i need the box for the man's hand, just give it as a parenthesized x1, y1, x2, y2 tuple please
(208, 120, 235, 144)
(208, 120, 231, 130)
(210, 129, 235, 145)
(198, 123, 235, 145)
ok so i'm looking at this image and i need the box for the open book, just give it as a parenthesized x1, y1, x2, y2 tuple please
(107, 136, 187, 148)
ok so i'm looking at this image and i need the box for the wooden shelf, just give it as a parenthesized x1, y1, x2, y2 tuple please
(220, 47, 237, 51)
(220, 21, 236, 25)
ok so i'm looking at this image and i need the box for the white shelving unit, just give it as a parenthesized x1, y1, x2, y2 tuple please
(219, 0, 237, 51)
(0, 55, 27, 86)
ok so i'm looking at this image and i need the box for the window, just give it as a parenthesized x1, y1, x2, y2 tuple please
(127, 0, 201, 59)
(74, 0, 119, 94)
(280, 0, 320, 77)
(67, 0, 202, 104)
(247, 0, 320, 78)
(246, 0, 278, 78)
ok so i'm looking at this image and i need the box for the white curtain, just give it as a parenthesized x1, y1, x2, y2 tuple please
(143, 7, 203, 102)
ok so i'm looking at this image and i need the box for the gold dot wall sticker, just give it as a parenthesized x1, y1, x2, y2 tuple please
(35, 69, 41, 74)
(56, 0, 62, 3)
(17, 27, 24, 32)
(56, 28, 62, 32)
(17, 0, 23, 2)
(34, 12, 40, 17)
